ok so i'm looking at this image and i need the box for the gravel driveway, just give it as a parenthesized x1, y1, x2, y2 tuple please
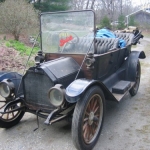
(0, 38, 150, 150)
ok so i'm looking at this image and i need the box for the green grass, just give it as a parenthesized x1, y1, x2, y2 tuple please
(5, 40, 39, 56)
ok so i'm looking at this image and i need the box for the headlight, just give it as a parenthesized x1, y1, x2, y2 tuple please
(35, 50, 44, 65)
(35, 55, 45, 65)
(0, 79, 15, 98)
(48, 84, 65, 107)
(85, 58, 95, 67)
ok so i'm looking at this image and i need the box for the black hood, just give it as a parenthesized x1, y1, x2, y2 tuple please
(23, 57, 84, 108)
(26, 57, 84, 88)
(40, 57, 84, 87)
(41, 57, 81, 79)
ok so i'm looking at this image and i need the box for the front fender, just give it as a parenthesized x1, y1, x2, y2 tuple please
(65, 79, 118, 103)
(65, 79, 95, 103)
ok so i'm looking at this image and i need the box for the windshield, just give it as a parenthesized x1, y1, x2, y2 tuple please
(40, 10, 95, 54)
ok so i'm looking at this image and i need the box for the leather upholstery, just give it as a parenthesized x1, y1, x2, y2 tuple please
(114, 33, 134, 46)
(63, 37, 94, 53)
(95, 38, 119, 54)
(63, 37, 119, 54)
(75, 37, 94, 52)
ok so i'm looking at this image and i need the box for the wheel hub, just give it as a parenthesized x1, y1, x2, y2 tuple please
(88, 112, 94, 125)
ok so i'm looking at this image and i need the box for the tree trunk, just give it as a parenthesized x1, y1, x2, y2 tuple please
(91, 0, 96, 9)
(86, 0, 90, 9)
(13, 33, 19, 41)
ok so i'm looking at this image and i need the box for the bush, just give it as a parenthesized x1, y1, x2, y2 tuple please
(99, 16, 111, 29)
(6, 40, 39, 56)
(128, 16, 138, 26)
(0, 0, 38, 41)
(117, 15, 126, 30)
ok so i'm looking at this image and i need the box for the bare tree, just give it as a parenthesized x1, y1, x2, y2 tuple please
(86, 0, 90, 9)
(71, 0, 135, 25)
(71, 0, 86, 10)
(0, 0, 38, 40)
(72, 0, 97, 10)
(91, 0, 96, 9)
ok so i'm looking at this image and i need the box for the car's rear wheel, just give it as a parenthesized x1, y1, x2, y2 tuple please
(129, 60, 141, 96)
(72, 86, 105, 150)
(0, 98, 25, 128)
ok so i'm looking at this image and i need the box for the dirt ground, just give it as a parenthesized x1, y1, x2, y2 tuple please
(0, 38, 150, 150)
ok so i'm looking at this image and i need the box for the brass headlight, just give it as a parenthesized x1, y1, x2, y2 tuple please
(0, 79, 15, 98)
(48, 84, 65, 107)
(85, 58, 95, 67)
(35, 50, 44, 65)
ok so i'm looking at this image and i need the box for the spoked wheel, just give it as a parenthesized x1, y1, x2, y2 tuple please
(72, 86, 105, 150)
(0, 98, 25, 128)
(129, 60, 141, 96)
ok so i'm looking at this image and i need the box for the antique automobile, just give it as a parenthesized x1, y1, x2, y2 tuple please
(0, 10, 145, 150)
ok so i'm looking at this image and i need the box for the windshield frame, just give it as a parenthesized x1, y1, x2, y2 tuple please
(40, 9, 96, 54)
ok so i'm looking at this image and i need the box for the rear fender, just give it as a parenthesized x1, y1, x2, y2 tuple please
(126, 51, 145, 81)
(65, 79, 117, 103)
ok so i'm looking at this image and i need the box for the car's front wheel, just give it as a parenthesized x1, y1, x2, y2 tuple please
(72, 86, 105, 150)
(0, 98, 25, 128)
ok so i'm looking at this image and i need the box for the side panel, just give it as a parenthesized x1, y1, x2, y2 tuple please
(94, 49, 120, 81)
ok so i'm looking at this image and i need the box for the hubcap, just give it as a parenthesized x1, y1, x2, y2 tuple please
(88, 112, 94, 125)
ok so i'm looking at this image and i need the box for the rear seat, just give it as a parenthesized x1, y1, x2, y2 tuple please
(63, 37, 119, 54)
(63, 37, 94, 53)
(114, 32, 134, 46)
(95, 38, 119, 54)
(75, 37, 94, 52)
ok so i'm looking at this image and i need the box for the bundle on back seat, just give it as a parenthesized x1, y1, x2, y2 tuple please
(114, 33, 134, 46)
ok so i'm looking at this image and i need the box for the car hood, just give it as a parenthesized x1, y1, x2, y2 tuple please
(26, 57, 84, 88)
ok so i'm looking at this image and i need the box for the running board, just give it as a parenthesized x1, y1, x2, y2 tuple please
(112, 80, 131, 94)
(112, 82, 134, 102)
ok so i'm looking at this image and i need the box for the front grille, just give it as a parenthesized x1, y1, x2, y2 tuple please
(23, 72, 54, 108)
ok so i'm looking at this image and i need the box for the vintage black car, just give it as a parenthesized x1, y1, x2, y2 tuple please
(0, 10, 145, 150)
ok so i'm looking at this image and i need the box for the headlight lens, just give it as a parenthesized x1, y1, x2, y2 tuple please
(0, 79, 14, 98)
(35, 56, 41, 64)
(48, 84, 65, 107)
(85, 58, 95, 67)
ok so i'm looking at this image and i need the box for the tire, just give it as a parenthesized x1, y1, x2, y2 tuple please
(129, 60, 141, 96)
(0, 99, 25, 128)
(72, 86, 105, 150)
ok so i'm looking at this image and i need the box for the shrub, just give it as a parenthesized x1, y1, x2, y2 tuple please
(99, 16, 111, 29)
(6, 40, 39, 56)
(0, 0, 38, 41)
(117, 15, 126, 30)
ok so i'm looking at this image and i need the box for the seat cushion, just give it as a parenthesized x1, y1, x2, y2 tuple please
(95, 38, 119, 54)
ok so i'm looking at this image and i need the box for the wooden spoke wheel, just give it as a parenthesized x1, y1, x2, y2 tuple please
(82, 94, 103, 144)
(72, 86, 105, 150)
(0, 98, 25, 128)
